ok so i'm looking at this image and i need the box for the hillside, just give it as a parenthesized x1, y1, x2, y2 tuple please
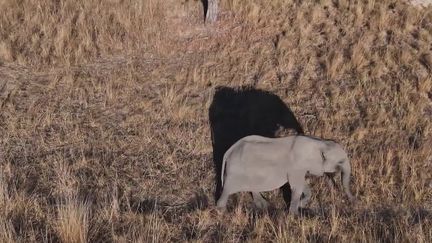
(0, 0, 431, 242)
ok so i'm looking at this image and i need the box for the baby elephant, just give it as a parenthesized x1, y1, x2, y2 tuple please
(217, 135, 355, 215)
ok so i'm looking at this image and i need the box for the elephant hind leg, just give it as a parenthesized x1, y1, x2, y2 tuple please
(216, 189, 230, 211)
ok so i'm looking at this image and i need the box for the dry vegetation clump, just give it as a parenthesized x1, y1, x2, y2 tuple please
(0, 0, 431, 242)
(0, 0, 166, 66)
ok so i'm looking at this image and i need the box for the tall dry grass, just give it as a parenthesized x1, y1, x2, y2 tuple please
(0, 0, 431, 242)
(0, 0, 166, 66)
(0, 173, 15, 243)
(56, 198, 89, 243)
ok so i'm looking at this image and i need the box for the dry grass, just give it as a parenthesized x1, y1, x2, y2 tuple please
(0, 0, 431, 242)
(56, 198, 89, 243)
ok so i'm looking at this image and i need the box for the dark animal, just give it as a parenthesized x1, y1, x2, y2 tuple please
(208, 86, 304, 208)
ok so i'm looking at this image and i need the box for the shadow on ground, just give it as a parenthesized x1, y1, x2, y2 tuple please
(131, 189, 210, 215)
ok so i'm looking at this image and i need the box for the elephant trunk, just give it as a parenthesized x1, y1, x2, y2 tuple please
(340, 159, 355, 202)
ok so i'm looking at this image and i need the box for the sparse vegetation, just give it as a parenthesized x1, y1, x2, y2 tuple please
(0, 0, 431, 242)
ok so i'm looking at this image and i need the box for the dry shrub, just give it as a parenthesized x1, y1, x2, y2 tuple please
(55, 198, 89, 243)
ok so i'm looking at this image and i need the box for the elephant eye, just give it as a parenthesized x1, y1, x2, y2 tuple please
(338, 160, 344, 164)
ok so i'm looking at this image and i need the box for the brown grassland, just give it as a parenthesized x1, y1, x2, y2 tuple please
(0, 0, 431, 242)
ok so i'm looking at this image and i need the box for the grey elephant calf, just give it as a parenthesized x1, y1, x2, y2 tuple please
(217, 135, 355, 215)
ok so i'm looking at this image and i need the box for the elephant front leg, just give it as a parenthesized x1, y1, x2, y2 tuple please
(289, 190, 303, 216)
(299, 184, 311, 207)
(288, 173, 306, 216)
(252, 192, 269, 210)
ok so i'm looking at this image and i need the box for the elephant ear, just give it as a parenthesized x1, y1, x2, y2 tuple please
(320, 141, 332, 164)
(307, 148, 326, 176)
(320, 150, 327, 162)
(320, 150, 330, 171)
(320, 141, 337, 172)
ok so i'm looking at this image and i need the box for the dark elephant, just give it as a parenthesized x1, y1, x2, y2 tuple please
(208, 86, 304, 208)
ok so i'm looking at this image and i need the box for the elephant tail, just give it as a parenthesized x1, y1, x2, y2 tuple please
(221, 143, 234, 187)
(221, 153, 227, 187)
